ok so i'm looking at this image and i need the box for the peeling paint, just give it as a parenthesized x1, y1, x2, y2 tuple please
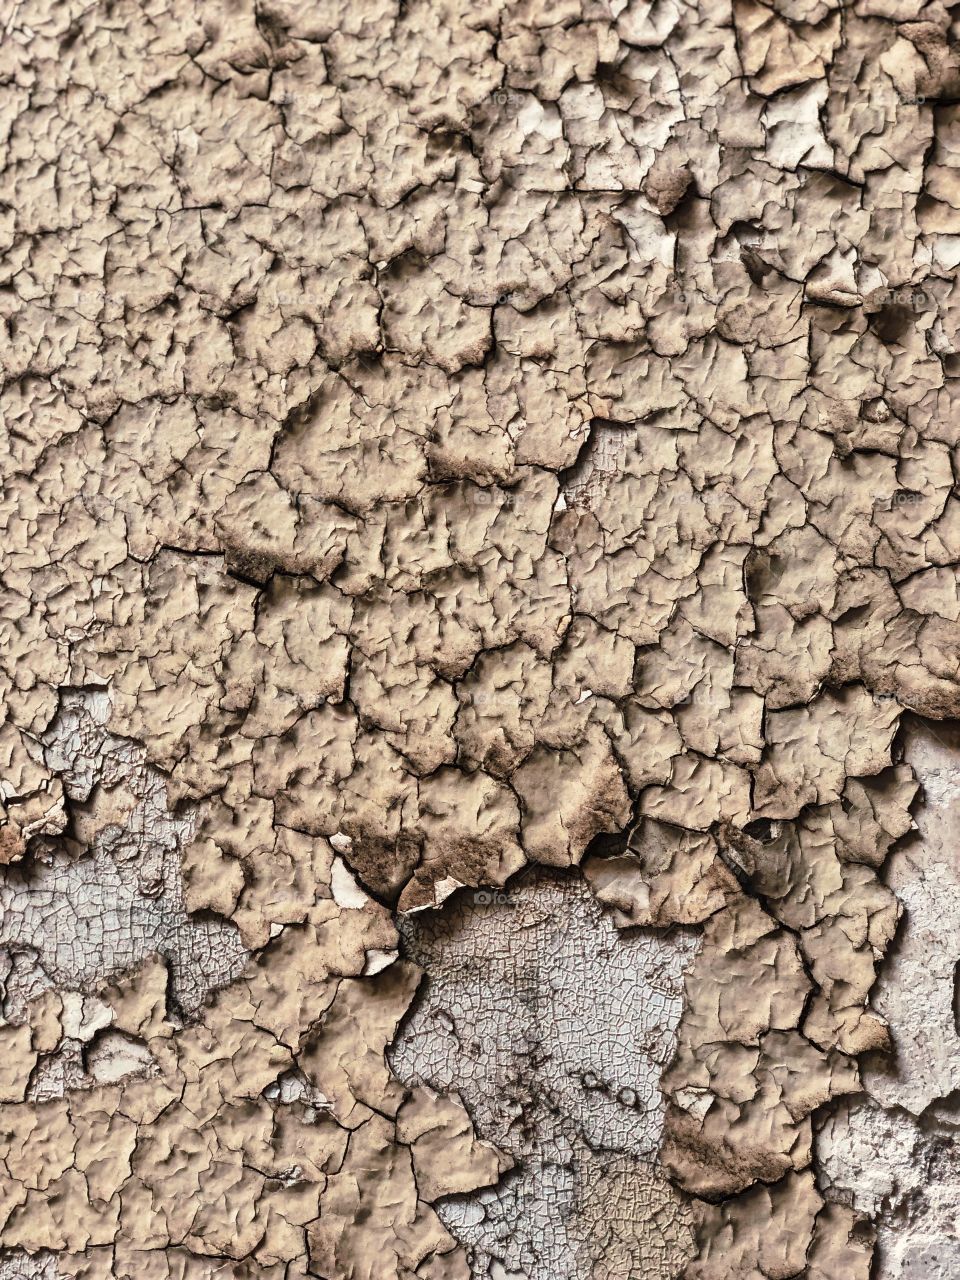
(0, 0, 959, 1273)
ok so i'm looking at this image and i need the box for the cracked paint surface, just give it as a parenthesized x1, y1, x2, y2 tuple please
(0, 0, 958, 1275)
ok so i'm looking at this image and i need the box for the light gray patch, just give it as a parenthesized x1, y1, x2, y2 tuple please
(85, 1028, 158, 1084)
(865, 719, 960, 1115)
(389, 869, 699, 1280)
(0, 1252, 62, 1280)
(561, 422, 633, 511)
(818, 1097, 960, 1280)
(817, 719, 960, 1278)
(0, 690, 246, 1025)
(27, 1039, 87, 1103)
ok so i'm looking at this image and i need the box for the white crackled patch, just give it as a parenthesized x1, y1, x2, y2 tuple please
(0, 690, 247, 1032)
(390, 869, 699, 1280)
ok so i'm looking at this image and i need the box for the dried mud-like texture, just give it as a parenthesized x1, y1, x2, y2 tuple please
(1, 0, 960, 1275)
(390, 870, 699, 1280)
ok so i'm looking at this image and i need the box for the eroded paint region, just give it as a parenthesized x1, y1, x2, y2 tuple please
(817, 719, 960, 1280)
(390, 870, 699, 1280)
(0, 689, 247, 1101)
(0, 1252, 61, 1280)
(818, 1098, 960, 1280)
(1, 689, 247, 1020)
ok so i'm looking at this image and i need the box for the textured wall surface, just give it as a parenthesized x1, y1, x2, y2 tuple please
(0, 0, 959, 1276)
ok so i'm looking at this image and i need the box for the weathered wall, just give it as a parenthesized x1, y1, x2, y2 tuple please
(1, 0, 959, 1275)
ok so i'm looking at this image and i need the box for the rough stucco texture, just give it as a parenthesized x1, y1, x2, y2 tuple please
(0, 0, 959, 1277)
